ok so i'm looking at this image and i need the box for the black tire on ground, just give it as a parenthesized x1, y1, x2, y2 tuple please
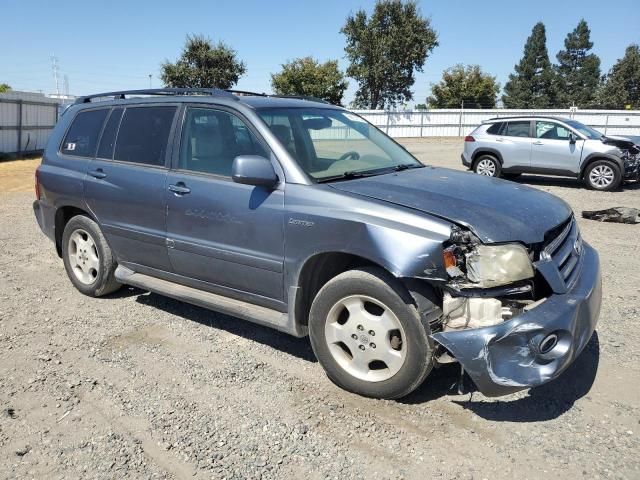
(308, 267, 434, 399)
(583, 160, 622, 191)
(61, 215, 121, 297)
(473, 154, 501, 177)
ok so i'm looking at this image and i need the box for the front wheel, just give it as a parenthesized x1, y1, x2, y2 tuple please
(473, 155, 501, 177)
(584, 160, 622, 191)
(308, 267, 434, 399)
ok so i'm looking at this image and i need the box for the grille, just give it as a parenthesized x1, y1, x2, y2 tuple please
(543, 216, 582, 287)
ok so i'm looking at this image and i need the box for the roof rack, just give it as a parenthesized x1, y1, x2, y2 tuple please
(484, 115, 567, 122)
(74, 88, 237, 104)
(74, 88, 334, 106)
(272, 95, 330, 104)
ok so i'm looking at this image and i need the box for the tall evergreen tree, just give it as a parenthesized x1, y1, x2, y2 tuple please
(502, 22, 556, 108)
(555, 20, 601, 107)
(598, 44, 640, 109)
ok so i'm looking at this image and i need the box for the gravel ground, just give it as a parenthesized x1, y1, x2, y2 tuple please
(1, 138, 639, 479)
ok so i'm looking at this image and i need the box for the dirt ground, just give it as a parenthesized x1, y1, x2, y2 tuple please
(0, 139, 639, 479)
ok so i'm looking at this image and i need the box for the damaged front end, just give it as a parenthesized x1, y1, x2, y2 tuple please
(430, 219, 602, 397)
(603, 136, 640, 180)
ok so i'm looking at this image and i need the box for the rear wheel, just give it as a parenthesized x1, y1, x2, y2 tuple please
(62, 215, 120, 297)
(308, 267, 434, 399)
(584, 160, 621, 191)
(473, 155, 501, 177)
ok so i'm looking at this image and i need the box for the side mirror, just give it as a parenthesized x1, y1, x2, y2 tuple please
(569, 133, 577, 144)
(232, 155, 278, 188)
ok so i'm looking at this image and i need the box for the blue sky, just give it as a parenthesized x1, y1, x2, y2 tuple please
(2, 0, 638, 105)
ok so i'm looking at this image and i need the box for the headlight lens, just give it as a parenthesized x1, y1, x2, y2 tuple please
(465, 244, 534, 288)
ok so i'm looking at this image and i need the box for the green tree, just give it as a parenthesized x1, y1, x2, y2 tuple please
(555, 20, 601, 107)
(598, 44, 640, 109)
(161, 35, 246, 89)
(428, 64, 500, 108)
(503, 22, 556, 108)
(0, 83, 11, 93)
(341, 0, 438, 109)
(270, 57, 348, 105)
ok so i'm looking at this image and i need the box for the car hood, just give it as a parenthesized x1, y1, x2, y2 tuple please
(328, 166, 572, 244)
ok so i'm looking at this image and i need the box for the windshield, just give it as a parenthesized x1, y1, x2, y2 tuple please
(257, 107, 422, 181)
(564, 120, 603, 140)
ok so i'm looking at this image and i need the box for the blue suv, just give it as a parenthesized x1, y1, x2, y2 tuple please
(34, 89, 601, 399)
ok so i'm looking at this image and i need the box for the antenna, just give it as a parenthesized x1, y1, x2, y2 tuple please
(51, 55, 60, 97)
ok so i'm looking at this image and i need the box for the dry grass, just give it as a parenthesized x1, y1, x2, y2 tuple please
(0, 157, 41, 193)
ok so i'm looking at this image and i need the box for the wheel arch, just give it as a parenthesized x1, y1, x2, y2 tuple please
(472, 148, 504, 167)
(54, 205, 96, 257)
(579, 153, 624, 179)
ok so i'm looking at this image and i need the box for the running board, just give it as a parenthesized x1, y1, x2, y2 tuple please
(115, 266, 303, 336)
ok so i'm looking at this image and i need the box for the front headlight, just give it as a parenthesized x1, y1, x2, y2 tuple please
(465, 244, 534, 288)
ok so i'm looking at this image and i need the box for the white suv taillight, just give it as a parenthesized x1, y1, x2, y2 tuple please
(464, 135, 475, 142)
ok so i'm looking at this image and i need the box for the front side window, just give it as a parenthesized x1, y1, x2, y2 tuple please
(61, 108, 109, 157)
(504, 121, 531, 138)
(113, 106, 176, 166)
(536, 121, 571, 140)
(258, 108, 422, 181)
(179, 108, 268, 176)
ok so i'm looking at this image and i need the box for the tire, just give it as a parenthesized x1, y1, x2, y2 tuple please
(308, 267, 434, 399)
(584, 160, 622, 191)
(473, 155, 501, 177)
(61, 215, 120, 297)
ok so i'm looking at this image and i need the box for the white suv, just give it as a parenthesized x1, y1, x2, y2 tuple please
(462, 116, 640, 191)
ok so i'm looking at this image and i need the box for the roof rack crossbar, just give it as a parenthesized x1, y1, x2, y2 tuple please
(271, 95, 330, 104)
(74, 88, 237, 104)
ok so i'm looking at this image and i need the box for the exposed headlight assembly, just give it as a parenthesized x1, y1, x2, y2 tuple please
(465, 244, 534, 288)
(444, 227, 535, 288)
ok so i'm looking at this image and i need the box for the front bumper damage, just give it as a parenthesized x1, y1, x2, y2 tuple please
(431, 243, 601, 397)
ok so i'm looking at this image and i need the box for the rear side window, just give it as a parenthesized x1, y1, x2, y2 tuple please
(61, 109, 109, 157)
(96, 108, 124, 159)
(113, 106, 176, 166)
(504, 121, 531, 138)
(486, 122, 503, 135)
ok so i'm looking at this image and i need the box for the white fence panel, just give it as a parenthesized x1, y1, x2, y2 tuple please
(351, 109, 640, 138)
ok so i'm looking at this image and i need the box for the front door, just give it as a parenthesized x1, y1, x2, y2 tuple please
(531, 120, 584, 174)
(165, 106, 285, 304)
(84, 105, 178, 271)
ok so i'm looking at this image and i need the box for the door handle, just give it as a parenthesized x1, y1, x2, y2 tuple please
(168, 183, 191, 195)
(496, 138, 504, 142)
(89, 168, 107, 179)
(532, 141, 543, 145)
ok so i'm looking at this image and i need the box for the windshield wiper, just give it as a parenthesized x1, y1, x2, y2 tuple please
(316, 170, 370, 183)
(393, 163, 423, 171)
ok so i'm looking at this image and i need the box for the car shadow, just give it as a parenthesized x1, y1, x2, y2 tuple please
(512, 175, 639, 191)
(134, 291, 317, 363)
(448, 332, 600, 422)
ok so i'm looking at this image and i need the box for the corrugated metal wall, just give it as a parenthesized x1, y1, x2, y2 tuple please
(0, 91, 59, 155)
(352, 109, 640, 138)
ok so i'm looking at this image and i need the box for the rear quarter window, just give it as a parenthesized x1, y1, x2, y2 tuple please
(61, 109, 109, 157)
(486, 122, 504, 135)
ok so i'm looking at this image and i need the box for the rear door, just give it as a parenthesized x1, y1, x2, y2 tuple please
(531, 120, 584, 175)
(165, 105, 285, 304)
(495, 120, 533, 169)
(84, 104, 178, 271)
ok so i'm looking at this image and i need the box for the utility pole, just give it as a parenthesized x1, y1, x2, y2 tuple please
(64, 75, 69, 98)
(51, 55, 60, 97)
